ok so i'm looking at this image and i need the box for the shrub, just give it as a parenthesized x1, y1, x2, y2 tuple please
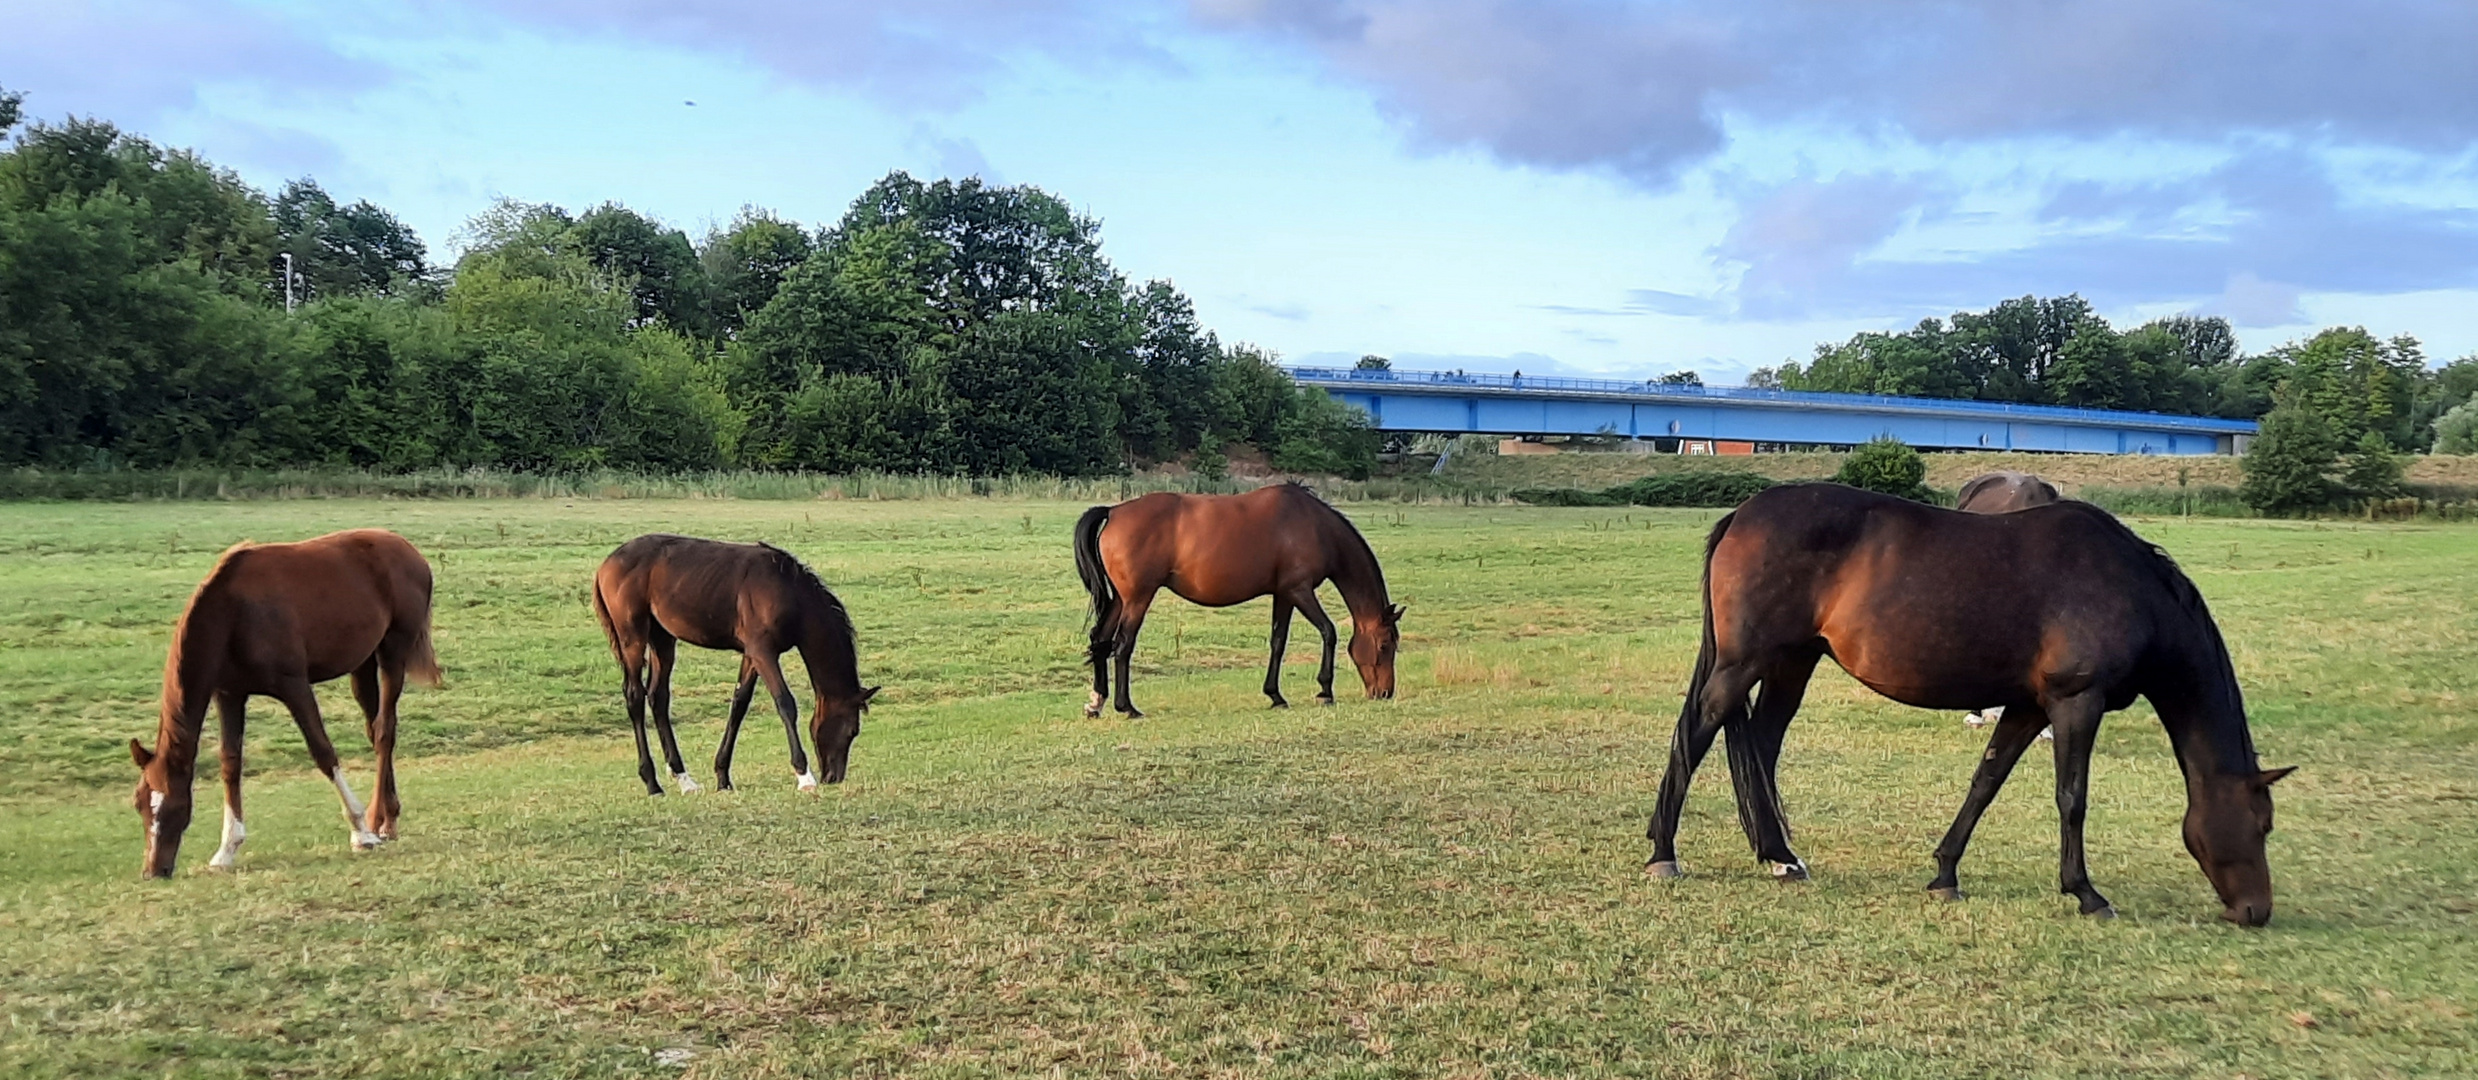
(2435, 401, 2478, 454)
(2239, 400, 2340, 515)
(1270, 387, 1378, 479)
(1833, 437, 1932, 501)
(1604, 471, 1778, 507)
(1510, 487, 1624, 507)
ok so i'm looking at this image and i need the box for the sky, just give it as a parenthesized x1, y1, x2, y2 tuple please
(6, 0, 2476, 383)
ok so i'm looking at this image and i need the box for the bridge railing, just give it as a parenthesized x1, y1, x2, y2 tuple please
(1288, 366, 2257, 433)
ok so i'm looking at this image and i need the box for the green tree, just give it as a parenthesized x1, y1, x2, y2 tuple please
(1655, 370, 1703, 386)
(2340, 430, 2407, 502)
(566, 203, 710, 334)
(273, 178, 429, 302)
(2239, 399, 2341, 515)
(0, 85, 22, 140)
(1833, 436, 1930, 500)
(2433, 400, 2478, 454)
(1270, 387, 1377, 479)
(1354, 354, 1390, 371)
(700, 207, 814, 338)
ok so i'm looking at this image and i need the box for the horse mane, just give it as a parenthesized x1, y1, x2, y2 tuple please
(1279, 483, 1390, 605)
(757, 541, 854, 644)
(2053, 502, 2253, 755)
(158, 540, 256, 738)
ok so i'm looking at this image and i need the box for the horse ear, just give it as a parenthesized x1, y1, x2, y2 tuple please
(1387, 604, 1406, 624)
(860, 685, 881, 706)
(129, 739, 153, 768)
(2256, 766, 2297, 787)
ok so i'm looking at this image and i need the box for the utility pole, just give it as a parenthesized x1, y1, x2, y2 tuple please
(281, 252, 296, 313)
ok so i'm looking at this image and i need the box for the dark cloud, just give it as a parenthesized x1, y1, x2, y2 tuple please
(1200, 0, 2478, 184)
(1704, 151, 2478, 322)
(0, 1, 381, 126)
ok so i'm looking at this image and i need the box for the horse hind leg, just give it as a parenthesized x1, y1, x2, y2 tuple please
(617, 636, 664, 796)
(368, 651, 408, 841)
(1728, 653, 1818, 879)
(1646, 659, 1762, 876)
(1111, 590, 1157, 718)
(208, 691, 248, 870)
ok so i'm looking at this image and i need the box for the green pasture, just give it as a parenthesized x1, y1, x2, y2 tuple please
(1, 497, 2472, 1078)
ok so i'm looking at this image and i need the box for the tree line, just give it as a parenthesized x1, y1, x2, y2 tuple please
(1749, 294, 2477, 455)
(0, 101, 1375, 479)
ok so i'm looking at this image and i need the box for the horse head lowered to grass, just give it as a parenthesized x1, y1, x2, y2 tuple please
(1645, 483, 2292, 925)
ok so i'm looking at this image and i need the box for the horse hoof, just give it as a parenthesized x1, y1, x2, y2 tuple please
(1770, 861, 1809, 882)
(350, 832, 382, 851)
(1120, 708, 1146, 719)
(1928, 885, 1965, 902)
(1316, 696, 1336, 707)
(1644, 860, 1684, 879)
(1268, 699, 1289, 709)
(2084, 904, 2118, 920)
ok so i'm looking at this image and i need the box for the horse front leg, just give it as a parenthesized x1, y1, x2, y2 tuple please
(276, 677, 380, 850)
(208, 691, 248, 870)
(647, 634, 697, 792)
(2047, 693, 2115, 917)
(1928, 704, 2049, 899)
(749, 650, 816, 790)
(713, 656, 758, 790)
(1263, 597, 1295, 708)
(1291, 591, 1339, 704)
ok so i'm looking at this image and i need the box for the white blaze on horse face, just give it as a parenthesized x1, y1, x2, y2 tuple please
(149, 789, 165, 837)
(674, 772, 701, 793)
(330, 772, 381, 849)
(209, 803, 246, 869)
(797, 771, 819, 792)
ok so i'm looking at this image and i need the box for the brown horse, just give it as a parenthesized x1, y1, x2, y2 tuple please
(128, 530, 441, 878)
(592, 535, 876, 795)
(1074, 483, 1402, 717)
(1644, 483, 2292, 925)
(1955, 471, 2064, 734)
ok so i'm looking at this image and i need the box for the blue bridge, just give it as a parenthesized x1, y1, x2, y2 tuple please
(1293, 367, 2256, 455)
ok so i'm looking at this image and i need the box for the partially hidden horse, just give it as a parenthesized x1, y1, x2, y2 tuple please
(129, 530, 441, 878)
(1074, 483, 1402, 717)
(592, 535, 877, 795)
(1645, 483, 2293, 925)
(1954, 471, 2064, 736)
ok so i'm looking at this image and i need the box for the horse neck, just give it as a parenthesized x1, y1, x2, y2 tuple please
(793, 606, 863, 700)
(2149, 628, 2260, 783)
(150, 615, 222, 780)
(1320, 512, 1391, 627)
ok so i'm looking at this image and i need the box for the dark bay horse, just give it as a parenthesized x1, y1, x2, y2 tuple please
(592, 535, 876, 795)
(1955, 471, 2064, 734)
(128, 530, 441, 878)
(1645, 483, 2293, 925)
(1074, 483, 1402, 717)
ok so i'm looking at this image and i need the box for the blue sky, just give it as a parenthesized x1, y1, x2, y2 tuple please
(7, 0, 2475, 382)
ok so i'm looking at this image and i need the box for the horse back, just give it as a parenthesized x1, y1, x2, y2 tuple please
(1713, 485, 2170, 709)
(1102, 486, 1342, 606)
(180, 530, 432, 687)
(1956, 471, 2062, 513)
(596, 534, 820, 651)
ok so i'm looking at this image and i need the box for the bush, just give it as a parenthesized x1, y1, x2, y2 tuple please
(2435, 400, 2478, 454)
(1604, 471, 1778, 507)
(1510, 487, 1624, 506)
(1269, 387, 1378, 479)
(2239, 400, 2340, 515)
(1833, 437, 1932, 501)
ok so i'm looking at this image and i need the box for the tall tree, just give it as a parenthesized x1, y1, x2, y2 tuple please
(272, 178, 429, 302)
(700, 207, 814, 338)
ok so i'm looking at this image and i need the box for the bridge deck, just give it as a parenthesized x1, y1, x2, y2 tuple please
(1293, 367, 2256, 455)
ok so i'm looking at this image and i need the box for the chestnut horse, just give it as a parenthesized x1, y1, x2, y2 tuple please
(128, 530, 440, 878)
(1955, 471, 2064, 735)
(1074, 483, 1402, 717)
(1645, 483, 2293, 925)
(592, 535, 876, 795)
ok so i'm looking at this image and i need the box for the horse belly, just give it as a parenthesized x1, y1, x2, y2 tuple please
(1819, 587, 2037, 711)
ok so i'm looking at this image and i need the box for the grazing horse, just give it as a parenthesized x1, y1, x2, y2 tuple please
(1955, 471, 2064, 736)
(128, 530, 441, 878)
(592, 535, 877, 795)
(1074, 483, 1402, 717)
(1644, 483, 2293, 925)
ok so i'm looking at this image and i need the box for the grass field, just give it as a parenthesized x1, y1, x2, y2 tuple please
(2, 496, 2473, 1077)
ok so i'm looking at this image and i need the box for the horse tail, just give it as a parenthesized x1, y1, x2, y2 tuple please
(403, 612, 444, 689)
(1650, 510, 1734, 851)
(1074, 505, 1117, 664)
(590, 572, 630, 678)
